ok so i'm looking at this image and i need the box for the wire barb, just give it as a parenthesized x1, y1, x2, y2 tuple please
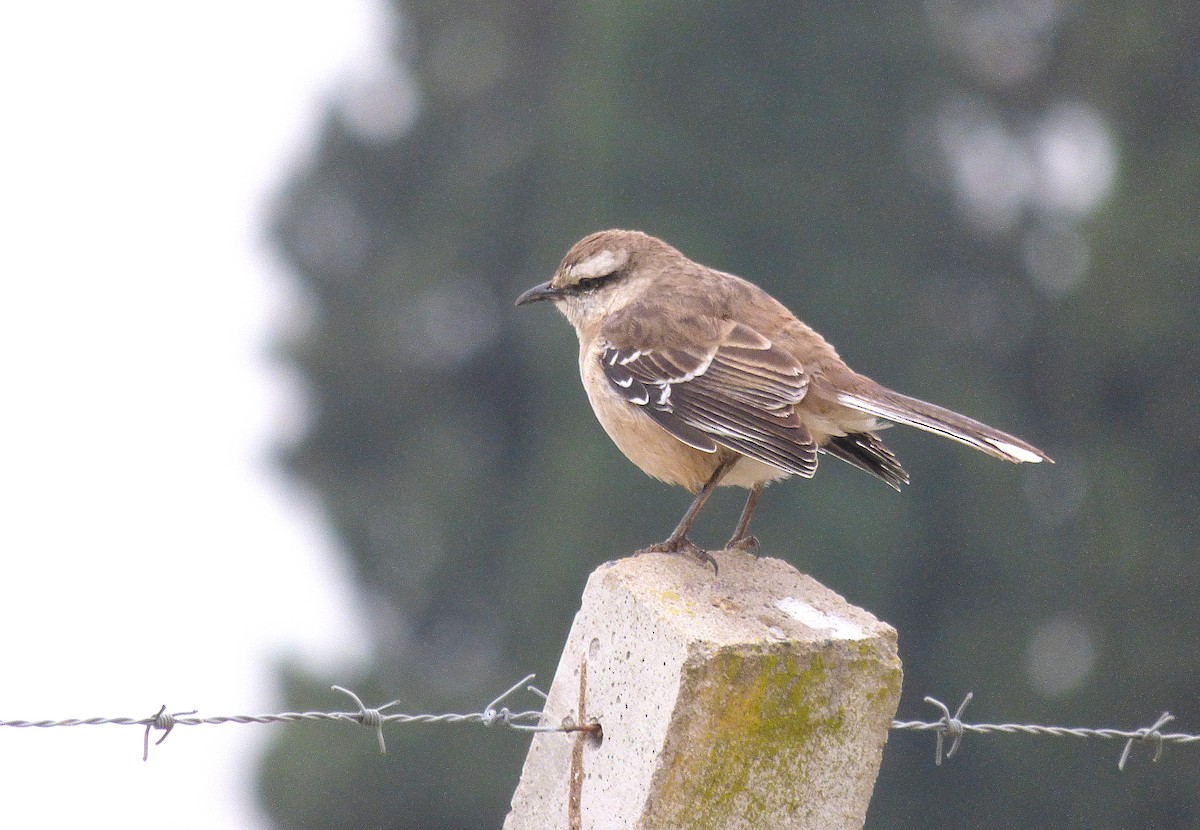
(481, 673, 538, 728)
(477, 674, 571, 733)
(331, 686, 400, 755)
(142, 705, 197, 762)
(1117, 711, 1174, 772)
(923, 693, 973, 766)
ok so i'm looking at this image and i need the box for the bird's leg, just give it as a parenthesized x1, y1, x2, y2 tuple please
(725, 482, 764, 554)
(639, 457, 736, 572)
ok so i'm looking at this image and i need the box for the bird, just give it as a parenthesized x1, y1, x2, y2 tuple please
(516, 229, 1051, 569)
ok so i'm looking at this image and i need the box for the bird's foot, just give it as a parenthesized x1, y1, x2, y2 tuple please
(725, 534, 760, 556)
(637, 537, 719, 574)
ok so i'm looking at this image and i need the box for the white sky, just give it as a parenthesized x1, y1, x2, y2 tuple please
(0, 3, 381, 827)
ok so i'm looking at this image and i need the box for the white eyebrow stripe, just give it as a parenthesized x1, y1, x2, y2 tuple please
(571, 250, 619, 279)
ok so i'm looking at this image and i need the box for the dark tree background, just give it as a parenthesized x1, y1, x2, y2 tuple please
(257, 3, 1200, 828)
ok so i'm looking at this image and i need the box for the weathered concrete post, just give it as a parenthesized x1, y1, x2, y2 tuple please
(505, 549, 901, 830)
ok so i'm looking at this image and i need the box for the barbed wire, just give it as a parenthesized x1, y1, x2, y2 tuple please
(891, 692, 1200, 770)
(2, 679, 1197, 770)
(0, 674, 573, 760)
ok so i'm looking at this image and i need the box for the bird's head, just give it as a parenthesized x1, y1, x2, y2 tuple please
(516, 229, 664, 331)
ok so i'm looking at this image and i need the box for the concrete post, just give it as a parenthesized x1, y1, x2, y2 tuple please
(504, 549, 902, 830)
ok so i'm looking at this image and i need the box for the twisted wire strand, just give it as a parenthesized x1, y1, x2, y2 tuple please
(891, 694, 1200, 769)
(4, 683, 1200, 770)
(0, 709, 549, 730)
(0, 674, 551, 760)
(890, 719, 1200, 743)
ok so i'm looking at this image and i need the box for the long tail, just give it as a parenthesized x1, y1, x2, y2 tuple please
(835, 386, 1052, 465)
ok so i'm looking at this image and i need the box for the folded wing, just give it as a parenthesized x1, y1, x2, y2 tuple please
(600, 320, 819, 477)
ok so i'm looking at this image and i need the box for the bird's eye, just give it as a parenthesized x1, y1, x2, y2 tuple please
(576, 273, 614, 292)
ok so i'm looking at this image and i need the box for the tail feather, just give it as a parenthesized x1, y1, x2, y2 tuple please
(822, 432, 910, 490)
(835, 388, 1051, 465)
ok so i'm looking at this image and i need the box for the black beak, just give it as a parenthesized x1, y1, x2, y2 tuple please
(515, 281, 561, 307)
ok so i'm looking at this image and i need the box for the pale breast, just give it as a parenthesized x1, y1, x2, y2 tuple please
(578, 343, 724, 492)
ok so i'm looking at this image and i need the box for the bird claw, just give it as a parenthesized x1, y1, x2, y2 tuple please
(637, 537, 719, 574)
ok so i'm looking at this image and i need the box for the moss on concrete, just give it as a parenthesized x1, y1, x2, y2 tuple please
(646, 644, 885, 829)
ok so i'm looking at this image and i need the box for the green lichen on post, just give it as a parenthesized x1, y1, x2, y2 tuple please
(864, 663, 904, 711)
(850, 641, 904, 710)
(645, 645, 854, 829)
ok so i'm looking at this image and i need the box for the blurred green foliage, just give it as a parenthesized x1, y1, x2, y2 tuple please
(258, 2, 1200, 828)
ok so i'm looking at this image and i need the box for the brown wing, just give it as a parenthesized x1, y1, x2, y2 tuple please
(600, 320, 818, 477)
